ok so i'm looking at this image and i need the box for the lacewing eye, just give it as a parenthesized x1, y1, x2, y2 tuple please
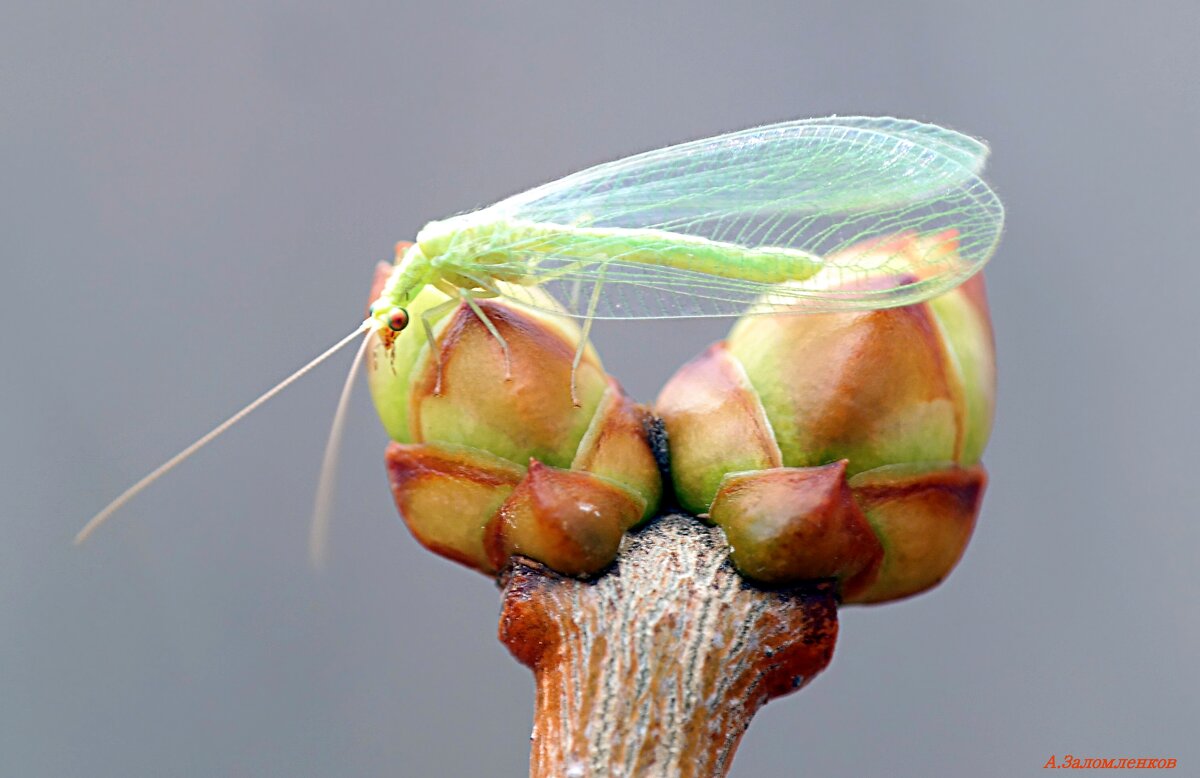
(388, 308, 410, 332)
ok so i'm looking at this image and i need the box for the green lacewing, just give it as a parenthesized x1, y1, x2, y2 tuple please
(78, 115, 1004, 556)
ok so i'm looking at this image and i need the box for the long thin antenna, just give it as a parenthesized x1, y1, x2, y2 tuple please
(308, 330, 372, 569)
(75, 322, 372, 545)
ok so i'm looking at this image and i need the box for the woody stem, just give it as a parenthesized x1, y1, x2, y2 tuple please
(498, 514, 839, 778)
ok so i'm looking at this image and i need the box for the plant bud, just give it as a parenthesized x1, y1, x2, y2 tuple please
(369, 244, 661, 577)
(657, 232, 995, 603)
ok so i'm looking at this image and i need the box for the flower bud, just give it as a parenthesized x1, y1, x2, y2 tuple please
(657, 232, 995, 603)
(369, 244, 661, 577)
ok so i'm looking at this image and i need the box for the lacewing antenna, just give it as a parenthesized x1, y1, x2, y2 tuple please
(75, 322, 372, 545)
(308, 331, 373, 569)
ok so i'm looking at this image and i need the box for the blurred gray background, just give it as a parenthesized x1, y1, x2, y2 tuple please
(4, 2, 1198, 776)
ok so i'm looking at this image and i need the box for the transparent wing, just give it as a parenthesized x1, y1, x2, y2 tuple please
(498, 116, 992, 220)
(467, 116, 1004, 319)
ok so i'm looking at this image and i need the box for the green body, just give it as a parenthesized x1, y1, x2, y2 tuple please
(369, 213, 823, 329)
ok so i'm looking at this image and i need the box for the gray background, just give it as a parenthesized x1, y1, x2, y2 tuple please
(4, 2, 1198, 776)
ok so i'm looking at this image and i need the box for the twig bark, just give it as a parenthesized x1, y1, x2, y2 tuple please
(499, 514, 839, 778)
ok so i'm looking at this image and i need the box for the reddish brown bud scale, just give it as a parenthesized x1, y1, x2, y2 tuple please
(385, 443, 525, 573)
(484, 460, 645, 577)
(709, 461, 884, 599)
(845, 463, 987, 604)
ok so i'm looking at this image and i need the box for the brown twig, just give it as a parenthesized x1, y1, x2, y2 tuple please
(499, 514, 839, 778)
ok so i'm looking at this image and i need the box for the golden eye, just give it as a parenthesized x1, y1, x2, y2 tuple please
(387, 308, 410, 332)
